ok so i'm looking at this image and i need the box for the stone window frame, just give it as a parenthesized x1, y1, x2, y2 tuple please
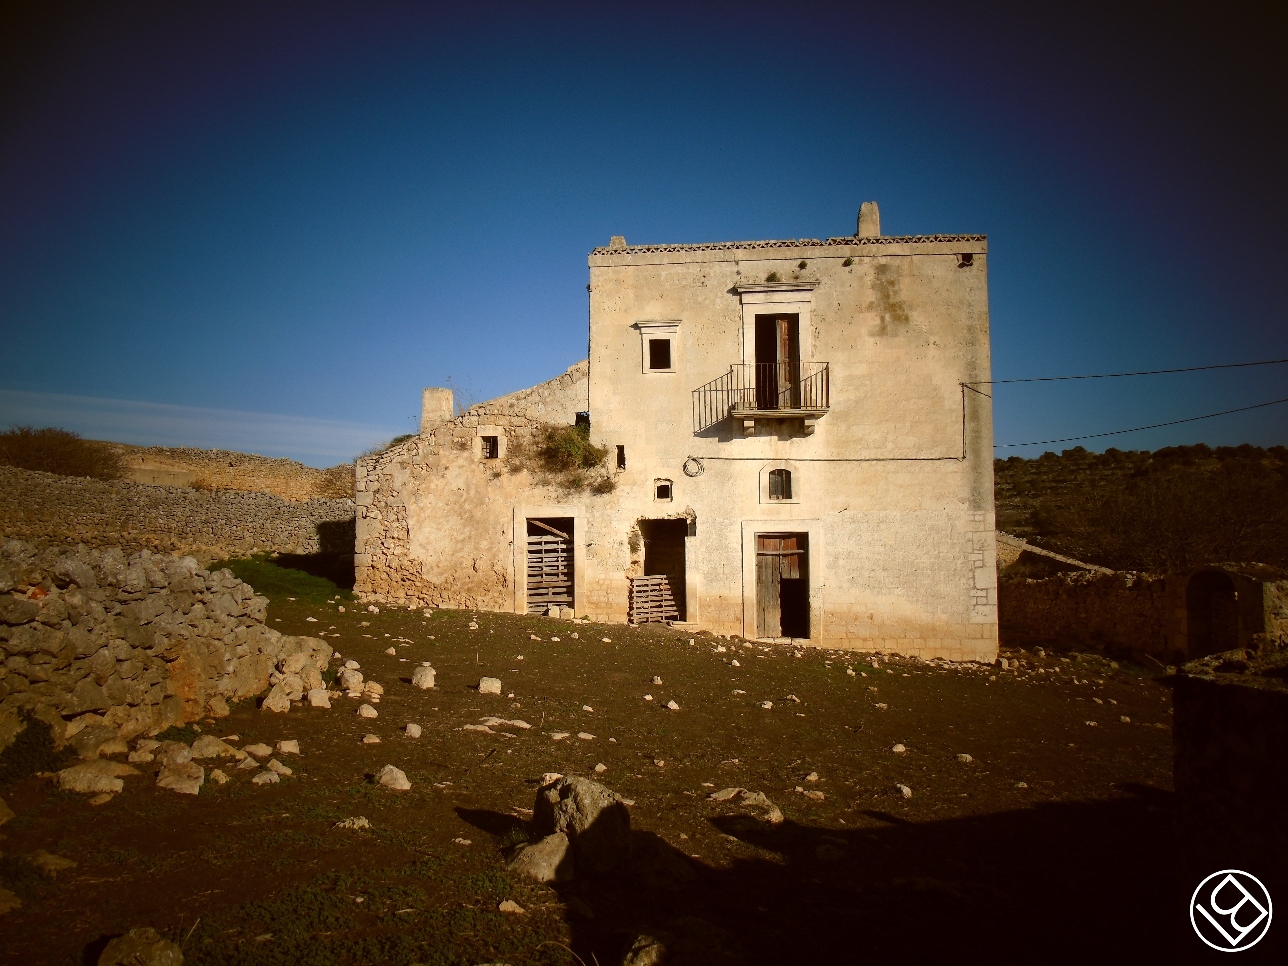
(654, 478, 674, 502)
(759, 461, 800, 505)
(635, 320, 681, 374)
(473, 426, 507, 460)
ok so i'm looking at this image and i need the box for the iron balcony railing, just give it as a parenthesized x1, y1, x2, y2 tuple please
(692, 361, 830, 433)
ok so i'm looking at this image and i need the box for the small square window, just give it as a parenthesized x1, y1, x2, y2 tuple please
(768, 468, 792, 500)
(481, 435, 499, 459)
(648, 338, 672, 371)
(655, 479, 673, 501)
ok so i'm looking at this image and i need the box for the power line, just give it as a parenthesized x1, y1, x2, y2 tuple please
(972, 357, 1288, 385)
(995, 395, 1288, 449)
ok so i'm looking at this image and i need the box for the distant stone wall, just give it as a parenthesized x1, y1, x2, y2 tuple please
(999, 571, 1178, 657)
(0, 541, 326, 753)
(0, 465, 355, 564)
(110, 443, 354, 501)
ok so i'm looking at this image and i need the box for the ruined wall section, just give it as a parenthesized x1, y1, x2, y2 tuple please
(354, 362, 590, 608)
(0, 541, 324, 752)
(109, 443, 354, 500)
(0, 466, 355, 564)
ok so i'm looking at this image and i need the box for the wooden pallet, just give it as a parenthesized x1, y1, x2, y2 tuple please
(629, 574, 679, 624)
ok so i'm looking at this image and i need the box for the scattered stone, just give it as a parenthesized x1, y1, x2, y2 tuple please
(666, 700, 680, 710)
(897, 784, 913, 799)
(847, 668, 856, 676)
(1085, 720, 1098, 727)
(89, 793, 114, 806)
(158, 761, 204, 795)
(594, 762, 607, 774)
(28, 849, 77, 878)
(243, 743, 273, 758)
(127, 750, 155, 764)
(533, 775, 632, 873)
(892, 744, 906, 754)
(652, 676, 663, 685)
(364, 681, 385, 697)
(266, 758, 292, 776)
(1120, 715, 1131, 724)
(154, 742, 193, 768)
(601, 638, 611, 643)
(479, 677, 502, 695)
(57, 761, 134, 795)
(385, 647, 396, 655)
(344, 660, 361, 670)
(191, 735, 242, 760)
(339, 668, 364, 691)
(335, 816, 371, 830)
(377, 764, 411, 790)
(462, 724, 494, 733)
(759, 701, 773, 710)
(509, 831, 574, 883)
(956, 753, 974, 763)
(1017, 781, 1029, 788)
(405, 723, 422, 738)
(260, 684, 291, 713)
(367, 605, 379, 614)
(644, 694, 653, 701)
(498, 899, 525, 914)
(308, 688, 331, 708)
(252, 771, 279, 785)
(358, 704, 378, 718)
(97, 926, 184, 966)
(362, 734, 381, 744)
(805, 772, 819, 782)
(277, 740, 300, 755)
(237, 757, 259, 771)
(875, 703, 889, 711)
(453, 837, 472, 845)
(551, 732, 571, 741)
(577, 732, 595, 740)
(210, 769, 229, 785)
(412, 665, 436, 689)
(802, 790, 825, 801)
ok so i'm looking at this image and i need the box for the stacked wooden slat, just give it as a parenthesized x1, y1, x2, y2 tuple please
(629, 574, 679, 624)
(527, 533, 572, 614)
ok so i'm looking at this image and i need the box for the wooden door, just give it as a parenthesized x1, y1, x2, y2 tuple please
(756, 534, 808, 637)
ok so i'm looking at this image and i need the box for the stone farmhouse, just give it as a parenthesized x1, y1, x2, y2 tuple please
(356, 203, 997, 661)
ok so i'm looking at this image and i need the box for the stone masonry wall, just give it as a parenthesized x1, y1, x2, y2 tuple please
(998, 571, 1177, 657)
(1, 465, 356, 564)
(0, 540, 327, 755)
(355, 362, 590, 607)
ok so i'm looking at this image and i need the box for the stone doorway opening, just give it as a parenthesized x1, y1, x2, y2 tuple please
(756, 533, 809, 639)
(1186, 569, 1239, 657)
(640, 519, 687, 621)
(526, 517, 574, 615)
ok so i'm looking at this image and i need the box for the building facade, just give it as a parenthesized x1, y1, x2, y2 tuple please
(356, 204, 998, 660)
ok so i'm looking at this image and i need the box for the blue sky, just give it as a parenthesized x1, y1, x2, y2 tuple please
(2, 2, 1284, 466)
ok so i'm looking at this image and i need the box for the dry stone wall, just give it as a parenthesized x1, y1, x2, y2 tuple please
(110, 443, 354, 501)
(998, 571, 1176, 657)
(1, 465, 355, 563)
(0, 540, 327, 753)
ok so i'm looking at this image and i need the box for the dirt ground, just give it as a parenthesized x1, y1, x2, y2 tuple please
(1, 564, 1189, 965)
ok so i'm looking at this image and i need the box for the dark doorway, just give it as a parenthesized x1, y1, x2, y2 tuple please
(640, 519, 687, 620)
(1186, 570, 1239, 657)
(754, 314, 801, 410)
(756, 533, 809, 638)
(526, 517, 574, 614)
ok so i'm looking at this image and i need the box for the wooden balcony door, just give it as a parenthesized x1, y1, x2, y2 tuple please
(754, 314, 801, 410)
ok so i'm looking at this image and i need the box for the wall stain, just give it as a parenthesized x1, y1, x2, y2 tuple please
(868, 264, 911, 337)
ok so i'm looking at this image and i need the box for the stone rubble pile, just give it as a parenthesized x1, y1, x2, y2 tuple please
(0, 540, 329, 752)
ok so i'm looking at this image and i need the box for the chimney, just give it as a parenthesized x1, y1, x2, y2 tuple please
(857, 201, 881, 238)
(609, 235, 627, 250)
(420, 388, 454, 433)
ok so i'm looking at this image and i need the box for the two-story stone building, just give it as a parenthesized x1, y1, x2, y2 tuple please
(355, 203, 998, 660)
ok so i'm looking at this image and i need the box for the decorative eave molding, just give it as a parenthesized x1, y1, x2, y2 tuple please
(591, 234, 987, 256)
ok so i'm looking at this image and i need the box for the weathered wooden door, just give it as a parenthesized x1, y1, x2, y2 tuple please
(526, 518, 573, 614)
(754, 314, 801, 410)
(756, 534, 808, 638)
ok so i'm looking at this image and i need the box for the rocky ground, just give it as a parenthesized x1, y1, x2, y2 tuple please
(0, 561, 1181, 965)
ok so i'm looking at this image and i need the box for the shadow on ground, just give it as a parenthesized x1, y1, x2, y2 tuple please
(461, 783, 1274, 965)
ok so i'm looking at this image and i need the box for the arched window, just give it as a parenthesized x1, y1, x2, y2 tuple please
(768, 468, 792, 500)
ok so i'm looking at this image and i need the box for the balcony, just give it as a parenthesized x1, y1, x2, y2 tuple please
(692, 362, 830, 436)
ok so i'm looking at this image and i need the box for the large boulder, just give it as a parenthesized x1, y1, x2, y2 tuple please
(508, 831, 573, 883)
(532, 776, 631, 874)
(98, 927, 184, 966)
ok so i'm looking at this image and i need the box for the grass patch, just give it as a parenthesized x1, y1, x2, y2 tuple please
(154, 723, 202, 744)
(213, 554, 354, 604)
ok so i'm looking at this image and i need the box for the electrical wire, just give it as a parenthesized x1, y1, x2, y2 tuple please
(995, 395, 1288, 448)
(972, 356, 1288, 385)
